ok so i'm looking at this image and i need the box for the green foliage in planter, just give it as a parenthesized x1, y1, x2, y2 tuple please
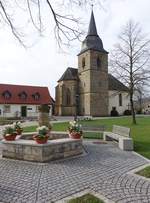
(3, 125, 16, 135)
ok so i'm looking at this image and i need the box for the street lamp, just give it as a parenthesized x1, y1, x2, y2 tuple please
(74, 94, 79, 121)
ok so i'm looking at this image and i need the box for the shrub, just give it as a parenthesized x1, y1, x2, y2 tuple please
(123, 109, 131, 115)
(110, 109, 119, 116)
(136, 109, 142, 114)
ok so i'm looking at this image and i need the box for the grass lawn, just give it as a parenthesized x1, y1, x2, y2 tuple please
(23, 122, 69, 133)
(68, 193, 104, 203)
(23, 116, 150, 159)
(23, 125, 103, 139)
(136, 166, 150, 178)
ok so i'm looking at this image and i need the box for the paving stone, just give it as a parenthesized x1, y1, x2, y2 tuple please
(0, 142, 149, 202)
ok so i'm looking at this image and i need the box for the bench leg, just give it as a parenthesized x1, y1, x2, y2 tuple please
(103, 134, 112, 141)
(119, 138, 133, 151)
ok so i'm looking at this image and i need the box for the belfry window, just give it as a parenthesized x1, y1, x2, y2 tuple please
(82, 57, 85, 69)
(97, 57, 101, 68)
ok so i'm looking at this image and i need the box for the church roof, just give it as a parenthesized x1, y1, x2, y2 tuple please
(58, 68, 128, 92)
(58, 67, 78, 82)
(78, 10, 108, 55)
(108, 74, 128, 91)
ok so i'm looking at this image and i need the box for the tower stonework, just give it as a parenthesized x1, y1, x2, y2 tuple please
(78, 11, 109, 116)
(55, 10, 109, 116)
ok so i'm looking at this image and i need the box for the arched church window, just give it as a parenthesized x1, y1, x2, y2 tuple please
(82, 57, 85, 69)
(119, 93, 122, 106)
(97, 57, 101, 68)
(66, 88, 71, 105)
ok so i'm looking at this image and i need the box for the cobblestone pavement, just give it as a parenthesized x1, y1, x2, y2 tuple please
(0, 142, 149, 203)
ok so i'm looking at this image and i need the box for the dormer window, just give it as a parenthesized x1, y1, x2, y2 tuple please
(97, 57, 101, 68)
(18, 91, 27, 100)
(32, 92, 40, 101)
(82, 57, 85, 69)
(2, 90, 11, 99)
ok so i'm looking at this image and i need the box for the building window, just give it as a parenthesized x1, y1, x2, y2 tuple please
(2, 90, 11, 99)
(36, 106, 39, 112)
(4, 105, 10, 113)
(97, 57, 101, 68)
(18, 91, 27, 100)
(82, 57, 85, 69)
(119, 93, 122, 106)
(66, 88, 71, 105)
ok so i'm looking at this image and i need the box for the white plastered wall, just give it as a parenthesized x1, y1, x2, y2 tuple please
(0, 104, 52, 117)
(108, 91, 130, 115)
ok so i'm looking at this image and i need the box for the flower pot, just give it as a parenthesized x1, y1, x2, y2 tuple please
(16, 129, 23, 135)
(4, 133, 17, 141)
(69, 132, 82, 139)
(33, 135, 49, 144)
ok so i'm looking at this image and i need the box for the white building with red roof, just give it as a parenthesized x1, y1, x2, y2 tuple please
(0, 84, 54, 118)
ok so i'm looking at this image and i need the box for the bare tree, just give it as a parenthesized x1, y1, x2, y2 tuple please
(0, 0, 104, 47)
(110, 20, 150, 124)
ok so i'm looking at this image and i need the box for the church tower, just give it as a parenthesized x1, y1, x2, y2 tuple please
(78, 10, 109, 116)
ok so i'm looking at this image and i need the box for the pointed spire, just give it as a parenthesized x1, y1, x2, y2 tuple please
(78, 9, 108, 55)
(87, 10, 98, 36)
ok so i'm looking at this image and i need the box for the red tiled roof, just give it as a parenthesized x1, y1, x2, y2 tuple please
(0, 84, 53, 105)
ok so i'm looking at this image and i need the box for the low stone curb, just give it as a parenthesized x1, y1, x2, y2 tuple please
(127, 163, 150, 182)
(55, 189, 115, 203)
(132, 151, 150, 162)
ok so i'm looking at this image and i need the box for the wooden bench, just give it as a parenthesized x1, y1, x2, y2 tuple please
(77, 116, 93, 121)
(82, 125, 106, 139)
(82, 125, 106, 132)
(103, 125, 133, 151)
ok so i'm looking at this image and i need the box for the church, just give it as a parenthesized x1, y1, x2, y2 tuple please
(55, 11, 130, 116)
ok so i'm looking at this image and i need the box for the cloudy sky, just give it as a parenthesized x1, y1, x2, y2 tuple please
(0, 0, 150, 98)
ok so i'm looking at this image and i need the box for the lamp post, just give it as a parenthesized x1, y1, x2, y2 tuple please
(74, 94, 79, 121)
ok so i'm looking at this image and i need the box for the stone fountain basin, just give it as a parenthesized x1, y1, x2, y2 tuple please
(1, 135, 83, 162)
(20, 131, 69, 140)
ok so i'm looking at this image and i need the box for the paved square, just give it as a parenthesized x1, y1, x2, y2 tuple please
(0, 141, 149, 203)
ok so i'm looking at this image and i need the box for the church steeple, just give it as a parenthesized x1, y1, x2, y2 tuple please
(77, 10, 109, 116)
(78, 10, 108, 55)
(87, 10, 98, 36)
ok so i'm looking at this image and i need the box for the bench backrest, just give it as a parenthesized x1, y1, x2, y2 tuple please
(112, 125, 130, 137)
(82, 125, 106, 132)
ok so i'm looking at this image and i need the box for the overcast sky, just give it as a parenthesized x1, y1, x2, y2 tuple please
(0, 0, 150, 98)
